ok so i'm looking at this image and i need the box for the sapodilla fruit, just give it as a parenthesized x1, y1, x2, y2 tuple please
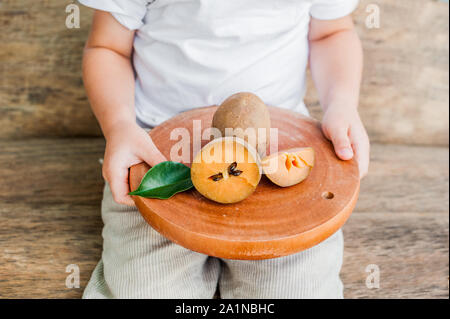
(212, 92, 271, 156)
(261, 147, 315, 187)
(191, 137, 262, 204)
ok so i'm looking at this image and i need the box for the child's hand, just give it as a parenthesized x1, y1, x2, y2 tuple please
(102, 121, 167, 206)
(321, 106, 370, 178)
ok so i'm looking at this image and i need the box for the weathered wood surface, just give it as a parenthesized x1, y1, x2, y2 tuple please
(0, 139, 448, 298)
(0, 138, 105, 205)
(306, 0, 449, 146)
(0, 0, 449, 145)
(0, 203, 103, 298)
(0, 1, 101, 138)
(356, 144, 449, 213)
(0, 138, 105, 298)
(342, 213, 449, 299)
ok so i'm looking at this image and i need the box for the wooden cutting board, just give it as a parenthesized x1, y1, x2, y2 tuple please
(129, 106, 360, 260)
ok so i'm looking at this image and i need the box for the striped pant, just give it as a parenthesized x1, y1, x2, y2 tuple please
(83, 183, 344, 299)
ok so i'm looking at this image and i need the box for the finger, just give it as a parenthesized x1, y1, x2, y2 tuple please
(139, 138, 167, 167)
(350, 129, 370, 179)
(108, 165, 135, 206)
(327, 125, 354, 160)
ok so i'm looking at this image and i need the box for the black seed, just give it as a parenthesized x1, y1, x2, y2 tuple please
(209, 173, 223, 181)
(230, 170, 243, 176)
(228, 162, 237, 174)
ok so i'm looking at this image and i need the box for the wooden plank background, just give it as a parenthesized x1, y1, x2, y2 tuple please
(0, 0, 449, 145)
(0, 0, 448, 299)
(0, 139, 447, 298)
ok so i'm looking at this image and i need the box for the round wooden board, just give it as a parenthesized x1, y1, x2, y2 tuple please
(129, 106, 360, 260)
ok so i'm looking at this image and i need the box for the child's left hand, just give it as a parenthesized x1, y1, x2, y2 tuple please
(321, 105, 370, 178)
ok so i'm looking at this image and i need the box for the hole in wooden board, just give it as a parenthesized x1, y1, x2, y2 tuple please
(322, 192, 334, 200)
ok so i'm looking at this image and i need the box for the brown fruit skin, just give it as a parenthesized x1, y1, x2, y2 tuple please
(212, 92, 271, 155)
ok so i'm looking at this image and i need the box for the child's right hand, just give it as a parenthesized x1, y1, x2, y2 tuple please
(102, 121, 167, 206)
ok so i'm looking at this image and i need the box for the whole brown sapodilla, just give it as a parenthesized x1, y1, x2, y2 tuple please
(212, 92, 271, 155)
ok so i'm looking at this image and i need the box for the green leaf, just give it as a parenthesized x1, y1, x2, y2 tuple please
(129, 161, 193, 199)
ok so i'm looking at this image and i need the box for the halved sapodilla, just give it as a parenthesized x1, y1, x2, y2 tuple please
(261, 147, 315, 187)
(191, 137, 262, 204)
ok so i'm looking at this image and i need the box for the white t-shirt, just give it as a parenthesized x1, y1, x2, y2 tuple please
(79, 0, 358, 128)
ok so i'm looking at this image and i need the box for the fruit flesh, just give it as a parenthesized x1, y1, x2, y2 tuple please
(191, 137, 261, 204)
(262, 147, 314, 187)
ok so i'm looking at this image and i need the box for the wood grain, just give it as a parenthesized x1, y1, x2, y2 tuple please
(0, 0, 448, 297)
(130, 106, 360, 260)
(0, 138, 105, 298)
(0, 0, 448, 145)
(356, 143, 449, 213)
(306, 0, 449, 146)
(342, 213, 449, 299)
(0, 1, 101, 138)
(0, 138, 105, 205)
(0, 203, 103, 298)
(0, 138, 447, 298)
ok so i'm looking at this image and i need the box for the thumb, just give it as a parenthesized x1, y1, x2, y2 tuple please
(328, 126, 354, 160)
(140, 139, 167, 167)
